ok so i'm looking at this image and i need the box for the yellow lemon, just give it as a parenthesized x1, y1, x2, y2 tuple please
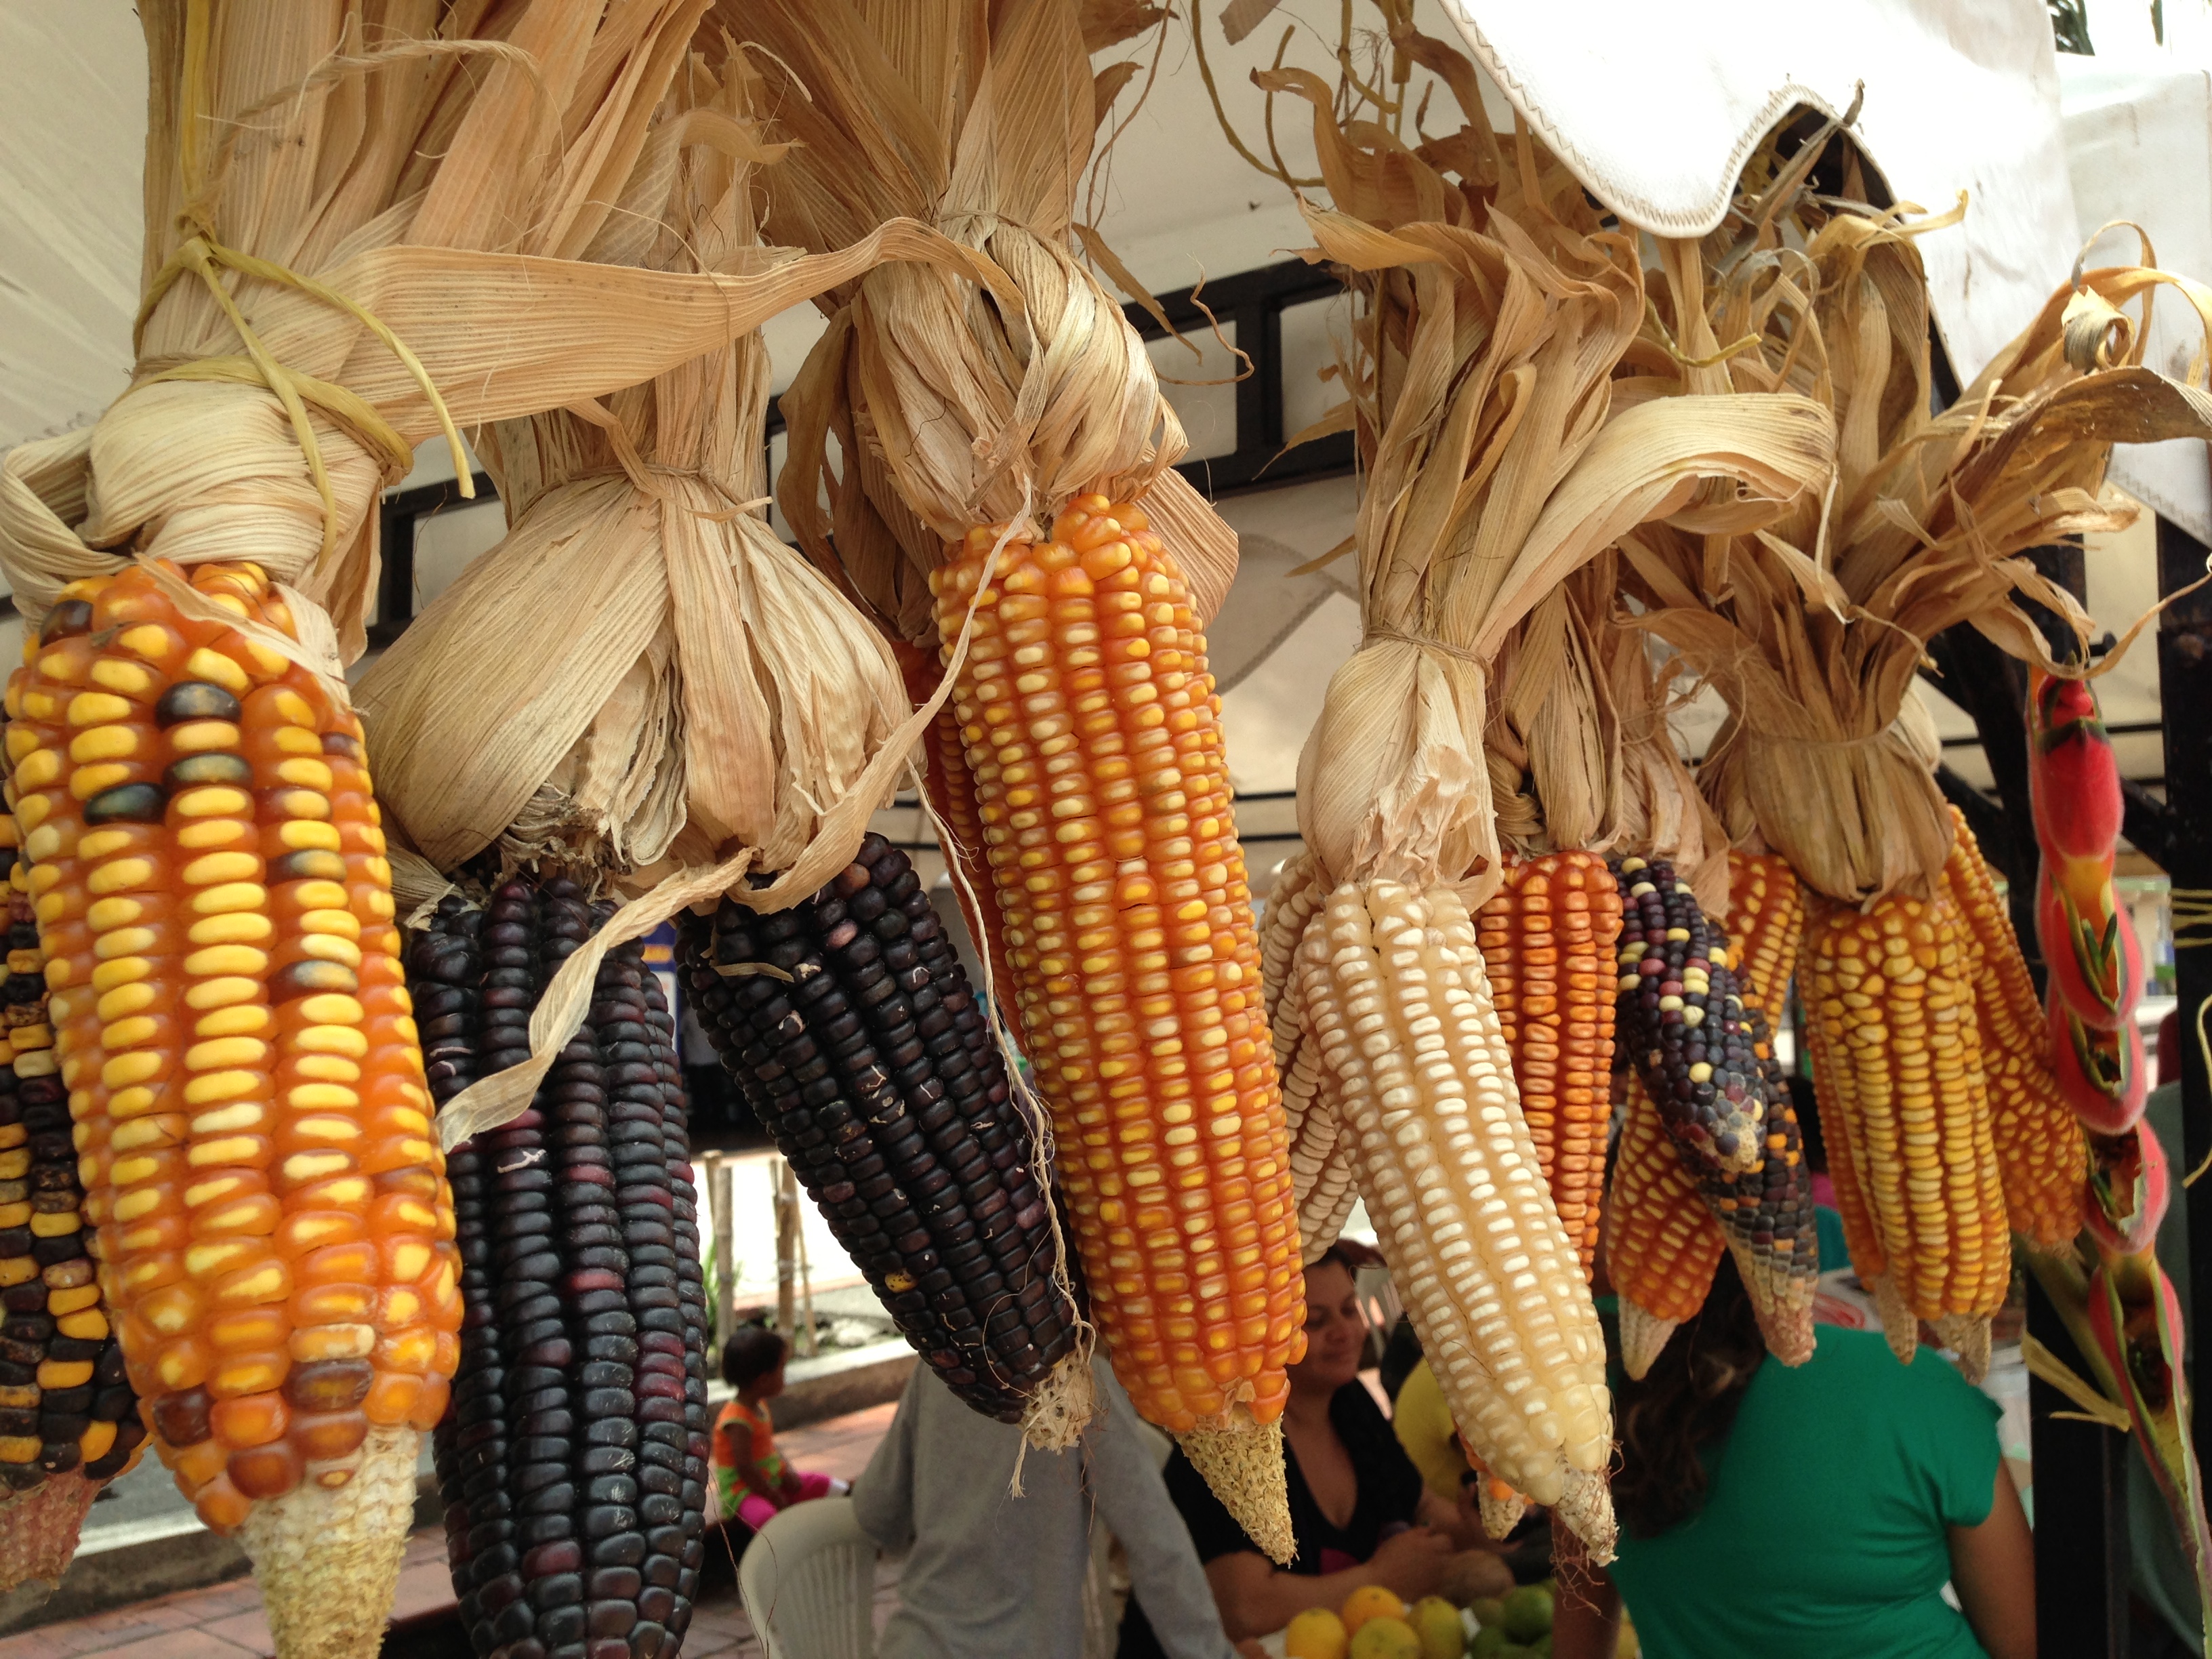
(1285, 1606, 1351, 1659)
(1347, 1615, 1424, 1659)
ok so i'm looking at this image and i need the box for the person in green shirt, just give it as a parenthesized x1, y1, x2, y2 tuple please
(1553, 1255, 2036, 1659)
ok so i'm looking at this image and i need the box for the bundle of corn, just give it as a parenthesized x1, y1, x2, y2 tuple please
(412, 880, 708, 1659)
(1610, 857, 1817, 1364)
(677, 836, 1082, 1428)
(727, 0, 1296, 1551)
(0, 817, 145, 1589)
(1476, 855, 1622, 1273)
(1940, 813, 2085, 1249)
(1605, 1077, 1725, 1380)
(1616, 152, 2212, 1377)
(1204, 8, 1830, 1560)
(3, 560, 457, 1657)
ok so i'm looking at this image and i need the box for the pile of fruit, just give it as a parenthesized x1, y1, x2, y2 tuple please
(1283, 1582, 1561, 1659)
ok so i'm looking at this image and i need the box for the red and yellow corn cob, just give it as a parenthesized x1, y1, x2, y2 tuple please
(1799, 889, 2008, 1377)
(1606, 1075, 1727, 1378)
(5, 562, 459, 1658)
(1477, 853, 1622, 1274)
(1940, 811, 2084, 1248)
(929, 497, 1304, 1559)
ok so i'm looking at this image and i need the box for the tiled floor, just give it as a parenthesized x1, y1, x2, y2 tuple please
(0, 1402, 904, 1659)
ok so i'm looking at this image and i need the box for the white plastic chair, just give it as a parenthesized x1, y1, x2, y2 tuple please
(737, 1496, 880, 1659)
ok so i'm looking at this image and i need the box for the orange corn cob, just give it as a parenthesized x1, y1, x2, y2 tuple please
(5, 562, 459, 1654)
(1941, 811, 2085, 1248)
(1725, 851, 1803, 1026)
(929, 495, 1304, 1557)
(1799, 889, 2008, 1377)
(1478, 853, 1622, 1274)
(1607, 1076, 1726, 1378)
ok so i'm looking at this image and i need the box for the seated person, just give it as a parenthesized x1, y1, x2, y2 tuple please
(710, 1327, 846, 1534)
(1120, 1245, 1512, 1650)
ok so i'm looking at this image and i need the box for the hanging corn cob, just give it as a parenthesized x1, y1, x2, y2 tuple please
(1940, 811, 2085, 1248)
(1263, 854, 1356, 1262)
(1295, 879, 1612, 1540)
(1799, 887, 2009, 1377)
(678, 837, 1080, 1427)
(1725, 853, 1803, 1027)
(1606, 1077, 1727, 1380)
(0, 815, 146, 1590)
(4, 561, 459, 1658)
(1611, 858, 1817, 1364)
(924, 499, 1304, 1549)
(1477, 855, 1622, 1273)
(417, 881, 709, 1659)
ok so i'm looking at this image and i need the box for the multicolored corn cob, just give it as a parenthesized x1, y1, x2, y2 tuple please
(1477, 853, 1622, 1273)
(1609, 859, 1764, 1175)
(417, 880, 710, 1659)
(929, 495, 1304, 1557)
(678, 837, 1078, 1427)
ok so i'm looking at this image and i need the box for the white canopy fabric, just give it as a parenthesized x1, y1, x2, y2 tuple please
(1441, 0, 2083, 390)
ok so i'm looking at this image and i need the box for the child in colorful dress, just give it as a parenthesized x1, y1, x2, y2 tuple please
(710, 1326, 847, 1532)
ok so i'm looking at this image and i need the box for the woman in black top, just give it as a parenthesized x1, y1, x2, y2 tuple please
(1121, 1247, 1509, 1651)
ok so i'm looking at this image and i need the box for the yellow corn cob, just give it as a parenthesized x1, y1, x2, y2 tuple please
(1799, 890, 2008, 1378)
(1725, 851, 1803, 1026)
(7, 562, 459, 1658)
(1606, 1076, 1727, 1378)
(1940, 811, 2084, 1248)
(1296, 877, 1615, 1559)
(928, 497, 1304, 1560)
(1477, 853, 1622, 1275)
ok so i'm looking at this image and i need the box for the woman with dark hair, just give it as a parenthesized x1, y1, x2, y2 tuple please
(1120, 1245, 1511, 1652)
(1552, 1255, 2036, 1658)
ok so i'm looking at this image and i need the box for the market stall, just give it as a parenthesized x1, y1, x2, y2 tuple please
(0, 2, 2207, 1658)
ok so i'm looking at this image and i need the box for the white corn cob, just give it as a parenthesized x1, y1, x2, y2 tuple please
(1296, 877, 1615, 1559)
(1266, 857, 1357, 1261)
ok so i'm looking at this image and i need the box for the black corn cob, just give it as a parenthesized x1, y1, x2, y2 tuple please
(0, 836, 143, 1586)
(417, 878, 708, 1659)
(676, 834, 1076, 1424)
(1610, 855, 1767, 1174)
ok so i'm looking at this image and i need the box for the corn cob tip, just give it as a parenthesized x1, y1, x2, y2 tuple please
(1616, 1297, 1683, 1382)
(1732, 1247, 1818, 1368)
(1554, 1467, 1618, 1567)
(1933, 1314, 1992, 1385)
(0, 1470, 97, 1595)
(1476, 1482, 1527, 1540)
(1869, 1273, 1919, 1368)
(1176, 1419, 1294, 1566)
(1017, 1347, 1098, 1455)
(239, 1428, 419, 1659)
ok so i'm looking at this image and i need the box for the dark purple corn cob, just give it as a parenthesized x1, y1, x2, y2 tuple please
(676, 834, 1075, 1424)
(415, 878, 708, 1659)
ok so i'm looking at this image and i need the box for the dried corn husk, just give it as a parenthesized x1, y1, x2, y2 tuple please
(736, 0, 1235, 633)
(1625, 160, 2212, 902)
(356, 59, 908, 885)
